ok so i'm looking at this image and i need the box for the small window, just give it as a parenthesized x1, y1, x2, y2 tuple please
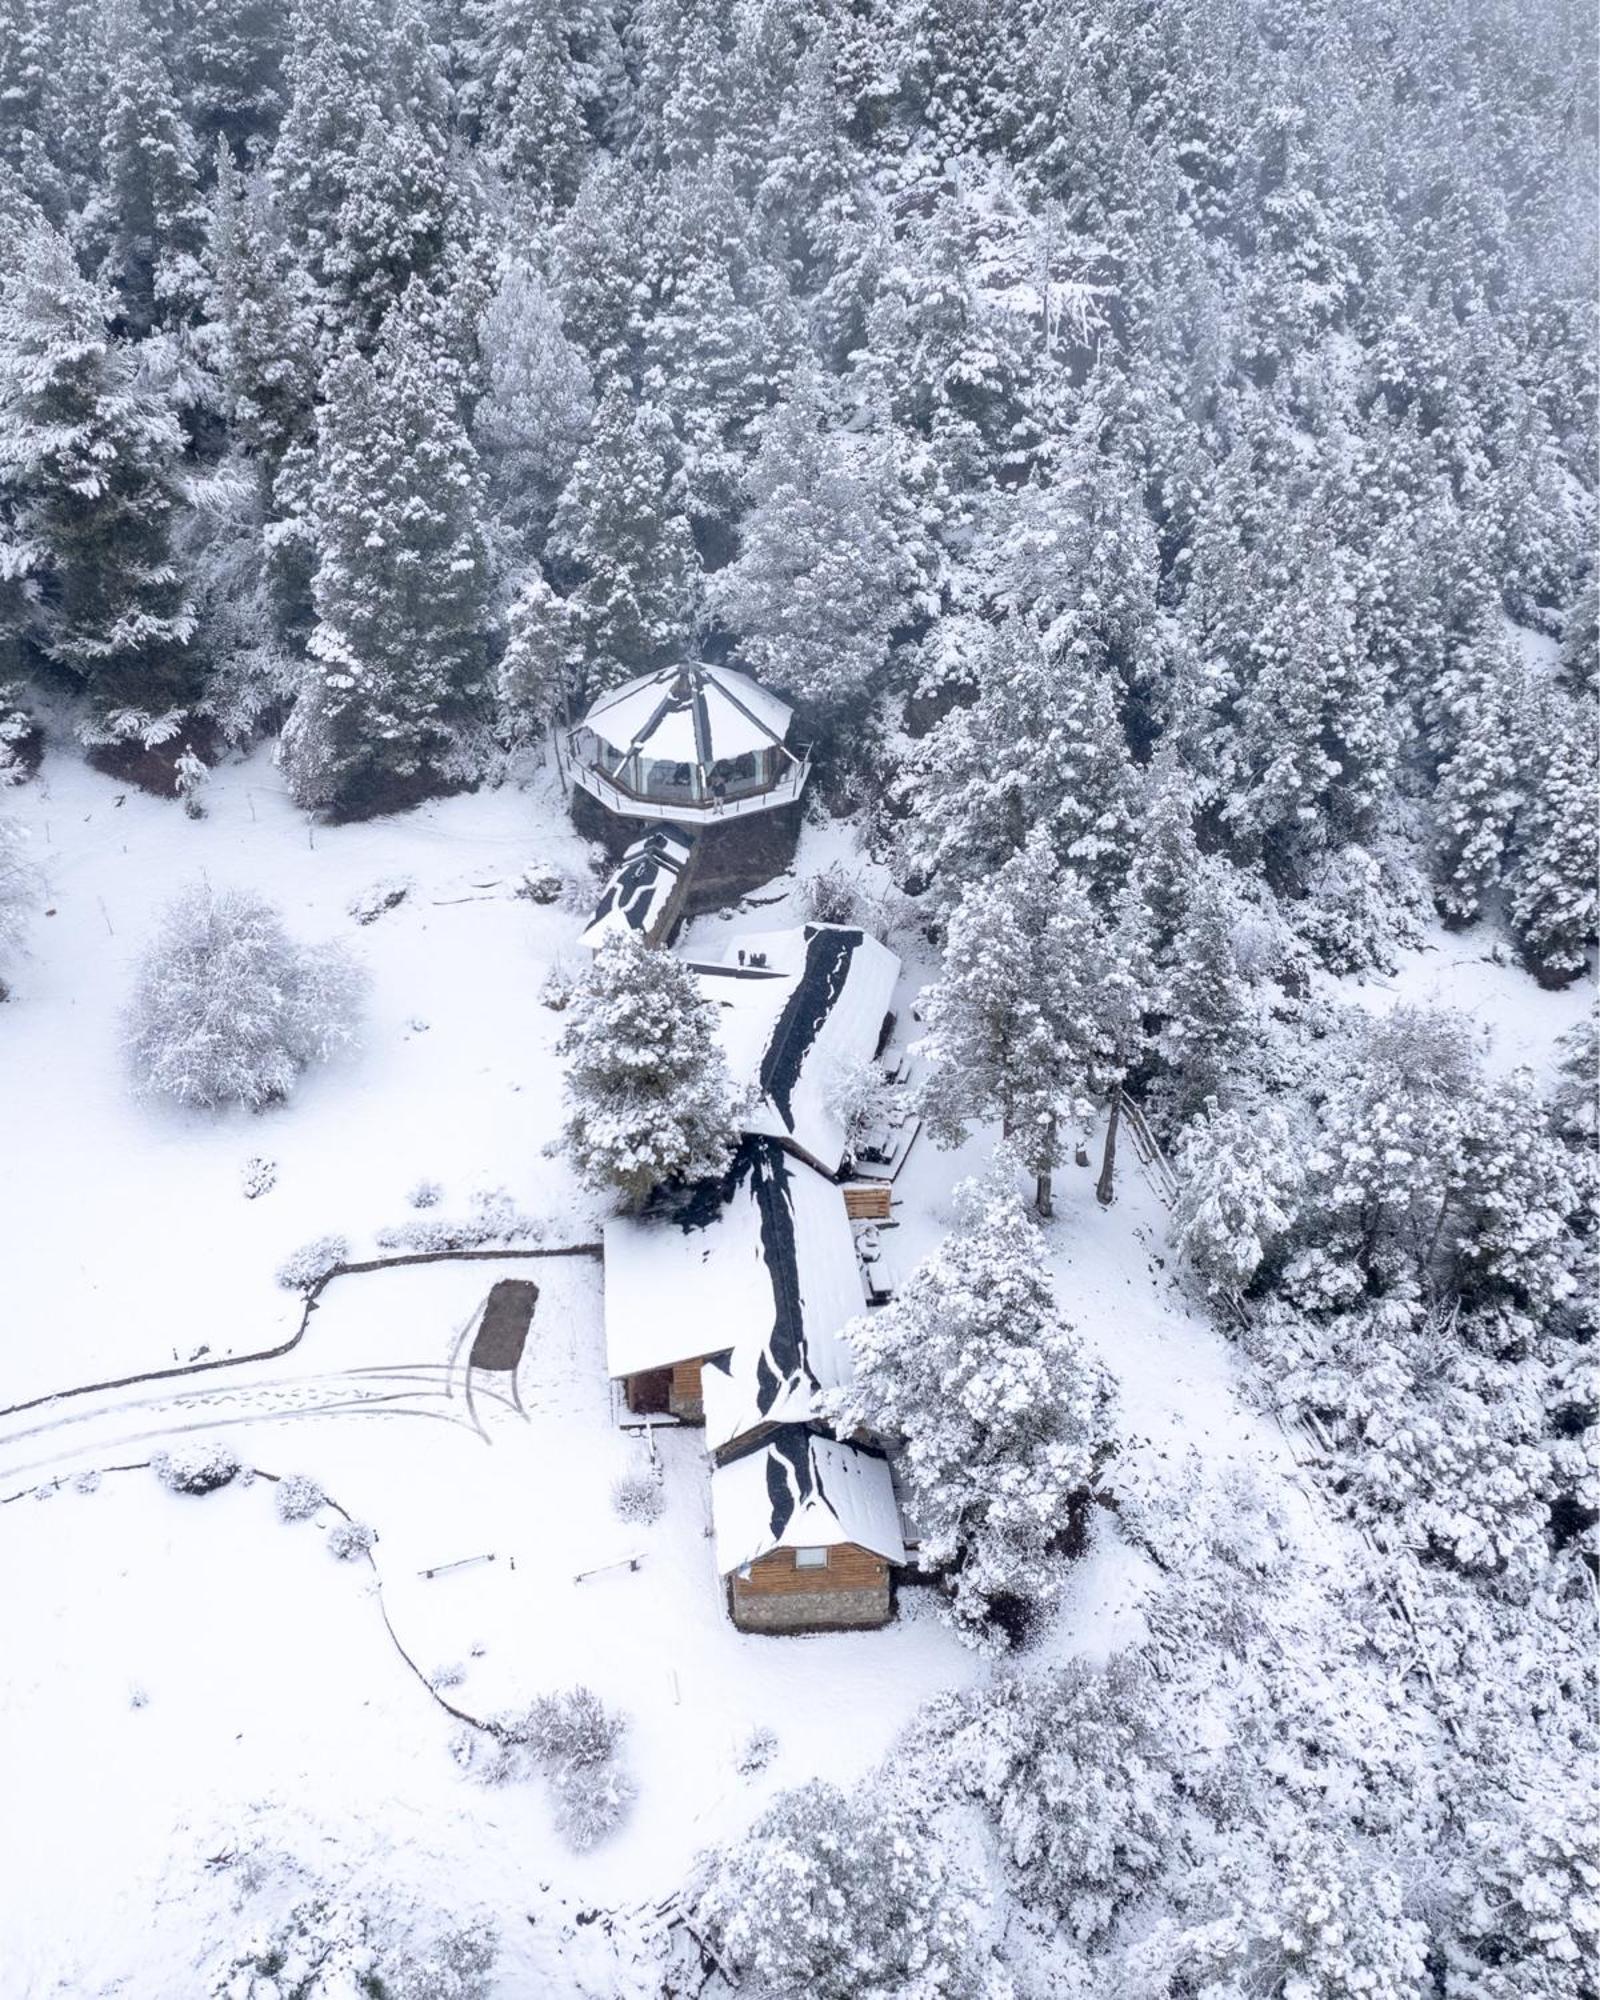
(794, 1546, 829, 1570)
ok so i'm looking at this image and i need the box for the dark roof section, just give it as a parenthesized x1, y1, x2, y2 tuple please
(651, 1137, 815, 1422)
(758, 926, 865, 1136)
(470, 1279, 538, 1371)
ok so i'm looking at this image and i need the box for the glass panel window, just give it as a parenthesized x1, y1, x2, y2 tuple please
(793, 1546, 829, 1570)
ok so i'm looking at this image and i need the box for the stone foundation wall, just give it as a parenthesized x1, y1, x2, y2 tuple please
(729, 1577, 892, 1632)
(569, 787, 802, 912)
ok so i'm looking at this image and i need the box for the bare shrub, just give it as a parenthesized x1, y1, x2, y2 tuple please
(610, 1465, 665, 1525)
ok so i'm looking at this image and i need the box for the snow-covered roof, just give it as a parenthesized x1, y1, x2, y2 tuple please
(688, 926, 902, 1176)
(579, 829, 692, 950)
(602, 1139, 862, 1451)
(581, 663, 796, 769)
(711, 1425, 905, 1574)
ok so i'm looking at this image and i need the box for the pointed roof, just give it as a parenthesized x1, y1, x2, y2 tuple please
(581, 663, 796, 770)
(711, 1426, 906, 1574)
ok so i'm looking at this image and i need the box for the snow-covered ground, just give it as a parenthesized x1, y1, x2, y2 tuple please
(1, 746, 1590, 1996)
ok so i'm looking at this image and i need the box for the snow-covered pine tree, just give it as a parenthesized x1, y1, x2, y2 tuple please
(1429, 624, 1523, 927)
(486, 3, 589, 226)
(556, 932, 737, 1208)
(831, 1172, 1113, 1647)
(547, 378, 700, 699)
(900, 612, 1138, 909)
(710, 366, 927, 722)
(1506, 683, 1598, 987)
(285, 287, 492, 818)
(474, 257, 593, 562)
(920, 829, 1142, 1214)
(694, 1778, 1008, 2000)
(494, 565, 575, 749)
(126, 879, 366, 1109)
(85, 0, 209, 335)
(0, 221, 200, 741)
(1156, 862, 1262, 1124)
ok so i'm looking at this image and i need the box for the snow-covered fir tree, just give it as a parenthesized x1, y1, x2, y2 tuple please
(920, 831, 1142, 1214)
(548, 378, 700, 699)
(0, 221, 199, 742)
(557, 932, 737, 1207)
(285, 288, 492, 818)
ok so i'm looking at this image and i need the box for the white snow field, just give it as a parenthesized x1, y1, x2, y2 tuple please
(0, 745, 1589, 1997)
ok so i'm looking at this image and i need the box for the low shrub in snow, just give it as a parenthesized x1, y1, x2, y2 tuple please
(347, 875, 411, 925)
(375, 1186, 538, 1254)
(516, 1686, 626, 1769)
(737, 1725, 778, 1776)
(273, 1474, 323, 1523)
(240, 1155, 277, 1199)
(517, 862, 565, 905)
(326, 1519, 375, 1561)
(208, 1876, 496, 2000)
(126, 880, 367, 1111)
(275, 1235, 349, 1292)
(610, 1465, 664, 1525)
(469, 1687, 634, 1845)
(407, 1178, 443, 1209)
(430, 1661, 466, 1691)
(799, 860, 865, 925)
(538, 962, 576, 1011)
(550, 1759, 637, 1852)
(153, 1440, 241, 1495)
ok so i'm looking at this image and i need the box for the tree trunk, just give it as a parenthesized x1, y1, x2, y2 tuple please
(1096, 1087, 1122, 1208)
(1036, 1113, 1056, 1219)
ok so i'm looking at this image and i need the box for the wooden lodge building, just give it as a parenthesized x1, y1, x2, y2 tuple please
(601, 914, 910, 1634)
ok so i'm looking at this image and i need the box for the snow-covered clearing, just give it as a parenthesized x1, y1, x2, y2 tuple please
(1, 747, 1589, 1996)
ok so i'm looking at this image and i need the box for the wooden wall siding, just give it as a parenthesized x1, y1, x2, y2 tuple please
(843, 1184, 893, 1221)
(735, 1544, 888, 1596)
(669, 1356, 705, 1420)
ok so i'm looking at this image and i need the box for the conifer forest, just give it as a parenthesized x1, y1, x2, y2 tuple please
(0, 3, 1596, 1996)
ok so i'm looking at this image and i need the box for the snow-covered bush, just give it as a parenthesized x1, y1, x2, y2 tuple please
(558, 932, 738, 1207)
(326, 1519, 375, 1560)
(125, 881, 367, 1110)
(1173, 1100, 1302, 1297)
(517, 1685, 625, 1770)
(375, 1185, 538, 1253)
(800, 861, 865, 925)
(275, 1235, 349, 1293)
(695, 1779, 1009, 2000)
(824, 1053, 897, 1158)
(348, 875, 411, 925)
(153, 1440, 241, 1495)
(737, 1725, 778, 1775)
(208, 1881, 497, 2000)
(407, 1178, 443, 1209)
(240, 1154, 277, 1199)
(550, 1758, 637, 1852)
(830, 1173, 1114, 1648)
(610, 1464, 664, 1524)
(273, 1474, 323, 1523)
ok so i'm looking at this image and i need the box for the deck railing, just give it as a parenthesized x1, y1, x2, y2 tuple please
(570, 754, 811, 823)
